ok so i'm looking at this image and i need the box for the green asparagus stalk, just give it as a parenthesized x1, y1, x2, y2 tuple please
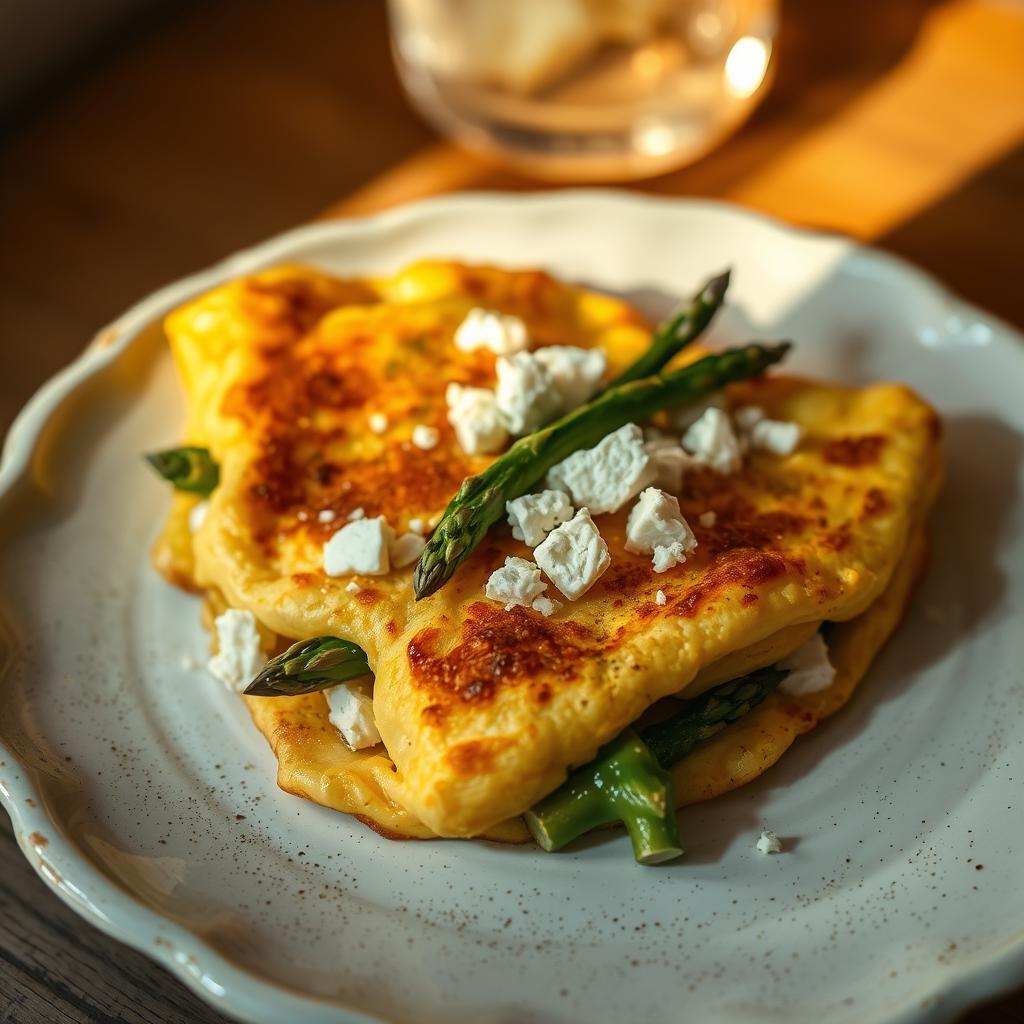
(145, 446, 219, 495)
(524, 667, 788, 863)
(413, 342, 791, 600)
(602, 269, 730, 390)
(244, 636, 371, 697)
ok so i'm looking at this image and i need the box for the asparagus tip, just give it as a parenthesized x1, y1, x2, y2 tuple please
(705, 267, 732, 301)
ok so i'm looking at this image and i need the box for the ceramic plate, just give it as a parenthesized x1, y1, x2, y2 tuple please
(1, 192, 1022, 1024)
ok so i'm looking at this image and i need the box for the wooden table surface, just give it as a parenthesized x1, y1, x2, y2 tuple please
(0, 1, 1022, 1021)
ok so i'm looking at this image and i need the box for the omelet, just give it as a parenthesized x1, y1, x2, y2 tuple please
(153, 261, 942, 842)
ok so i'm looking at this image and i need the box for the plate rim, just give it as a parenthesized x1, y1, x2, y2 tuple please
(0, 188, 1021, 1024)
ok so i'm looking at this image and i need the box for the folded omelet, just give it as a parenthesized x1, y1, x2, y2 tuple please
(153, 261, 942, 842)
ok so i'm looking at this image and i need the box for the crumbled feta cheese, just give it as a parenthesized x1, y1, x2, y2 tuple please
(778, 633, 835, 695)
(532, 345, 606, 409)
(733, 405, 765, 431)
(698, 510, 717, 528)
(748, 418, 803, 457)
(345, 580, 362, 594)
(326, 678, 381, 750)
(485, 556, 548, 610)
(317, 509, 337, 524)
(671, 394, 726, 431)
(506, 489, 574, 547)
(655, 590, 667, 606)
(188, 500, 209, 533)
(323, 516, 394, 577)
(546, 423, 655, 515)
(625, 487, 698, 573)
(445, 382, 509, 455)
(534, 508, 610, 601)
(347, 507, 365, 522)
(532, 595, 562, 617)
(755, 829, 783, 854)
(390, 531, 426, 568)
(495, 351, 562, 435)
(682, 407, 743, 475)
(408, 518, 426, 535)
(368, 412, 389, 434)
(454, 307, 529, 355)
(207, 609, 264, 692)
(644, 436, 699, 493)
(411, 424, 440, 450)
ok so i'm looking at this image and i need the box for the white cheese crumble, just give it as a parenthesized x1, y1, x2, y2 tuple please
(682, 407, 742, 475)
(671, 394, 726, 432)
(345, 580, 362, 594)
(390, 531, 426, 568)
(188, 500, 209, 533)
(207, 609, 264, 693)
(368, 412, 389, 434)
(778, 633, 836, 695)
(322, 516, 394, 577)
(655, 590, 667, 606)
(506, 489, 574, 547)
(755, 829, 783, 854)
(485, 556, 548, 610)
(698, 510, 717, 528)
(347, 507, 365, 522)
(532, 595, 562, 617)
(644, 436, 698, 493)
(407, 518, 426, 535)
(454, 307, 529, 355)
(532, 345, 606, 409)
(734, 404, 803, 456)
(625, 487, 698, 573)
(411, 424, 440, 450)
(317, 509, 337, 524)
(445, 382, 509, 455)
(495, 351, 562, 435)
(326, 678, 381, 750)
(546, 423, 655, 515)
(534, 508, 610, 601)
(733, 405, 765, 432)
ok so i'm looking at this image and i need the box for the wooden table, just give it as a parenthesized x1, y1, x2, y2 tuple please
(1, 1, 1022, 1020)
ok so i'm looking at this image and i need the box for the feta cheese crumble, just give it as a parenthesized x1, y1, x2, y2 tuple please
(534, 508, 610, 601)
(390, 531, 426, 568)
(454, 307, 529, 355)
(411, 424, 440, 450)
(546, 423, 655, 515)
(207, 609, 264, 692)
(655, 590, 667, 606)
(778, 633, 836, 695)
(322, 516, 394, 577)
(734, 404, 803, 456)
(755, 829, 783, 855)
(506, 489, 574, 547)
(326, 678, 381, 750)
(495, 351, 562, 435)
(445, 382, 509, 455)
(532, 345, 606, 409)
(698, 510, 717, 528)
(345, 580, 362, 594)
(407, 518, 426, 535)
(317, 509, 337, 524)
(644, 435, 698, 493)
(682, 407, 742, 475)
(532, 595, 562, 617)
(368, 412, 389, 434)
(347, 507, 365, 522)
(485, 556, 548, 610)
(625, 487, 698, 573)
(188, 500, 209, 533)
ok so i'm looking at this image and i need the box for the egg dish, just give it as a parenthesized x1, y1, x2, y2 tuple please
(148, 260, 942, 862)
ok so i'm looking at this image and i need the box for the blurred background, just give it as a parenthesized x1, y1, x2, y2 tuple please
(0, 1, 1022, 1020)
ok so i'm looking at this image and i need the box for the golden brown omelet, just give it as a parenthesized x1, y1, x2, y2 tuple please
(154, 261, 942, 841)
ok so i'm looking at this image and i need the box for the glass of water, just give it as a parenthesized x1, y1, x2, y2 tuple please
(388, 0, 779, 181)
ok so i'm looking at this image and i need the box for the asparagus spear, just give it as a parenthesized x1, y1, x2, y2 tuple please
(413, 342, 791, 600)
(244, 636, 371, 697)
(602, 269, 730, 390)
(524, 667, 788, 863)
(145, 446, 219, 495)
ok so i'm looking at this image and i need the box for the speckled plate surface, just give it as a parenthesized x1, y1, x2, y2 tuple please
(1, 192, 1022, 1024)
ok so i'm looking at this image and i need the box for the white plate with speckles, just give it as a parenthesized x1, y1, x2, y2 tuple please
(1, 191, 1023, 1024)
